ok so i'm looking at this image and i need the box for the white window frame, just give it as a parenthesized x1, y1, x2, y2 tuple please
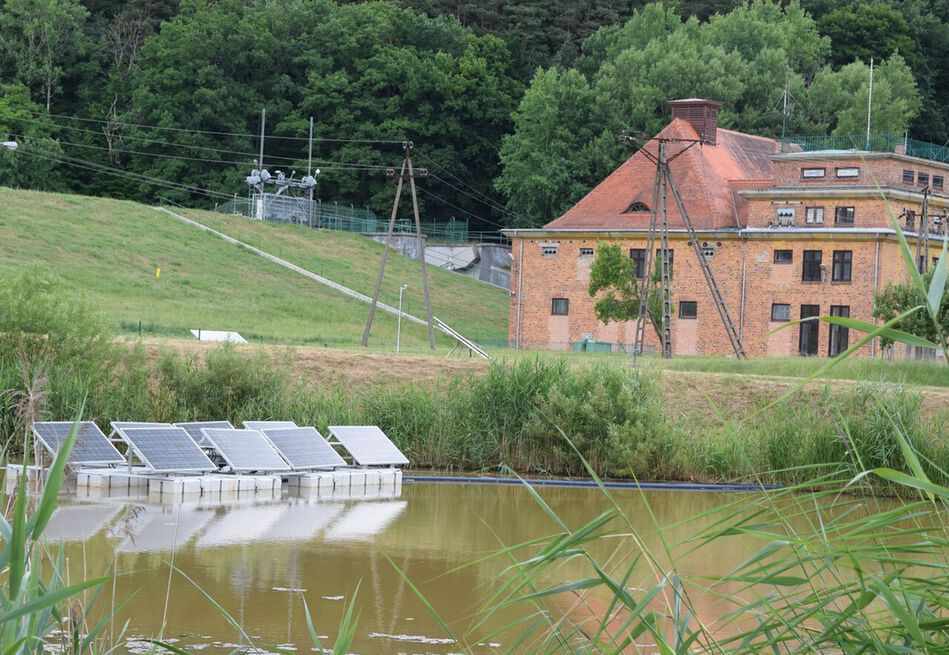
(805, 207, 824, 224)
(835, 167, 860, 178)
(802, 168, 825, 179)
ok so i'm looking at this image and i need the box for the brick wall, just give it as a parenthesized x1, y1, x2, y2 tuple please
(509, 232, 915, 357)
(772, 155, 948, 193)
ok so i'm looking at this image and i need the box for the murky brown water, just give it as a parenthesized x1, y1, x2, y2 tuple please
(46, 482, 785, 654)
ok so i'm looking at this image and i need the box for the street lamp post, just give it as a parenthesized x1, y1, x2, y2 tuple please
(1, 141, 17, 151)
(396, 284, 408, 353)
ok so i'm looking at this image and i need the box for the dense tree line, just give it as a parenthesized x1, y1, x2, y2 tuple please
(0, 0, 944, 230)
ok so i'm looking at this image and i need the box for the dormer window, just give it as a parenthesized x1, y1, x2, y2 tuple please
(625, 201, 650, 213)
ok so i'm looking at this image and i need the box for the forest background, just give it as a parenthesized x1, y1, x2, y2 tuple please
(0, 0, 944, 229)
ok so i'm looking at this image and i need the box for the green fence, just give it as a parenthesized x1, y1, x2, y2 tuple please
(214, 195, 472, 243)
(780, 133, 949, 164)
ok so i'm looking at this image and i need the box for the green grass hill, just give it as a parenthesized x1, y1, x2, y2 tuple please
(0, 188, 509, 349)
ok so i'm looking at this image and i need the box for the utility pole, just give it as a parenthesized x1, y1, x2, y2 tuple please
(628, 135, 747, 359)
(396, 284, 408, 353)
(362, 141, 435, 349)
(916, 185, 931, 273)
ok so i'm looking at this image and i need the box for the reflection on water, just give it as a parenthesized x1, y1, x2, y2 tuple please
(48, 483, 781, 654)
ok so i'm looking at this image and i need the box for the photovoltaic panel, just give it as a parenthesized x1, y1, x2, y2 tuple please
(200, 429, 291, 472)
(31, 422, 124, 465)
(120, 427, 216, 473)
(261, 427, 346, 470)
(175, 421, 234, 446)
(110, 421, 172, 437)
(327, 426, 409, 466)
(242, 420, 297, 431)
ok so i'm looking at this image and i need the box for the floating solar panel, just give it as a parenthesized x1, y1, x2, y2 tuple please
(200, 428, 291, 472)
(175, 421, 234, 446)
(327, 426, 409, 466)
(32, 422, 125, 465)
(120, 427, 216, 473)
(110, 421, 172, 438)
(261, 427, 347, 470)
(242, 420, 298, 431)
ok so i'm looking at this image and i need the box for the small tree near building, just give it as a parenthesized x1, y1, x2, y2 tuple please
(873, 267, 949, 347)
(587, 243, 665, 341)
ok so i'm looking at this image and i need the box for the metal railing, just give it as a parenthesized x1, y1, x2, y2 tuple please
(780, 133, 949, 164)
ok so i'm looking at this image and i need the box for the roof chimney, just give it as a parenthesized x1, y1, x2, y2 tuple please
(667, 99, 722, 145)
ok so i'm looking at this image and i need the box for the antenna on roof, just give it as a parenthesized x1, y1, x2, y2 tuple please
(866, 57, 874, 151)
(781, 74, 790, 142)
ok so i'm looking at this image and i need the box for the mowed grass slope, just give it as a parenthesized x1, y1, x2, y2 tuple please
(181, 206, 510, 340)
(0, 189, 508, 347)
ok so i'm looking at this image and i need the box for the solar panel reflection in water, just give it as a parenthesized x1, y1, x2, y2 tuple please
(242, 420, 297, 431)
(175, 421, 234, 446)
(261, 427, 346, 470)
(200, 429, 291, 472)
(120, 427, 216, 473)
(327, 426, 409, 466)
(31, 422, 124, 464)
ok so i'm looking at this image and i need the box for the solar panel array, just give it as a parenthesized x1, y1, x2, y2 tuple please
(175, 421, 234, 446)
(262, 427, 347, 470)
(32, 422, 125, 464)
(328, 426, 409, 466)
(111, 421, 172, 437)
(201, 429, 291, 472)
(120, 427, 216, 473)
(243, 420, 297, 431)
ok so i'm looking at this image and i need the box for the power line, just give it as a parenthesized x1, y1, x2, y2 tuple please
(15, 108, 405, 144)
(11, 133, 393, 172)
(16, 144, 235, 201)
(414, 149, 523, 220)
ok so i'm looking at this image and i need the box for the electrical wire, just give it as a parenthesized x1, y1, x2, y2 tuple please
(16, 144, 235, 201)
(415, 149, 523, 220)
(2, 114, 393, 170)
(14, 107, 405, 144)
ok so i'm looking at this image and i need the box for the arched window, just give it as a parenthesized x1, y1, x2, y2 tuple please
(625, 201, 650, 213)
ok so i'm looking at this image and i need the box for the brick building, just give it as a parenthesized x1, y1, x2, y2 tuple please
(505, 99, 949, 357)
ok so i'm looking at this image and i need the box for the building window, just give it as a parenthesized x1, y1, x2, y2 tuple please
(805, 207, 824, 224)
(774, 249, 793, 264)
(802, 168, 825, 179)
(551, 298, 569, 315)
(625, 201, 650, 213)
(832, 250, 852, 282)
(834, 206, 855, 225)
(906, 209, 916, 230)
(771, 303, 791, 322)
(918, 172, 929, 187)
(679, 301, 697, 319)
(934, 175, 944, 190)
(903, 169, 915, 184)
(829, 305, 850, 356)
(579, 247, 594, 257)
(802, 250, 822, 282)
(799, 304, 820, 356)
(776, 207, 795, 225)
(629, 248, 646, 278)
(835, 167, 860, 178)
(541, 245, 558, 257)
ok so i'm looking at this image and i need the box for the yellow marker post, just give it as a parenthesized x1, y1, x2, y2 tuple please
(156, 267, 161, 279)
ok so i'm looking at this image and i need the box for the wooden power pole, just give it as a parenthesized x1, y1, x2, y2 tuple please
(362, 141, 436, 349)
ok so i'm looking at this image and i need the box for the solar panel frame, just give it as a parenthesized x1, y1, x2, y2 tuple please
(110, 421, 172, 438)
(120, 427, 216, 473)
(327, 426, 409, 466)
(242, 420, 298, 431)
(261, 427, 347, 470)
(31, 421, 125, 465)
(200, 428, 291, 472)
(175, 421, 235, 446)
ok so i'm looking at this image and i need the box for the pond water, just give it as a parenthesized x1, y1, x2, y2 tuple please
(47, 482, 782, 654)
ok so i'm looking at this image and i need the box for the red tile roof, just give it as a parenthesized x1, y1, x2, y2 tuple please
(544, 118, 778, 231)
